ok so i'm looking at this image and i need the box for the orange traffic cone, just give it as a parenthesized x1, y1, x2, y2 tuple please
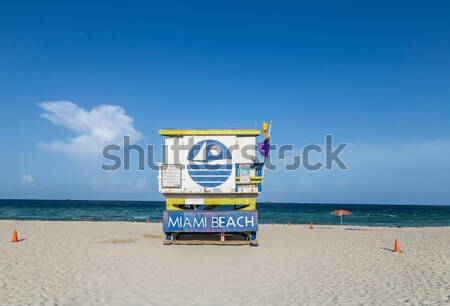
(146, 218, 149, 224)
(11, 229, 19, 242)
(288, 221, 291, 226)
(309, 222, 314, 229)
(394, 239, 400, 253)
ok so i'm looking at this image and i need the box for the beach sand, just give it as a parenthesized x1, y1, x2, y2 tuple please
(1, 220, 449, 305)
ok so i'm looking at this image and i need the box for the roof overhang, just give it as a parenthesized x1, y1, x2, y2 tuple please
(159, 129, 261, 136)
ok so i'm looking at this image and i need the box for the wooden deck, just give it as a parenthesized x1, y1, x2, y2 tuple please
(164, 239, 258, 246)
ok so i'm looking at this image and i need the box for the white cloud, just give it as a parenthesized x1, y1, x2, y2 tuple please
(37, 101, 142, 156)
(20, 174, 35, 186)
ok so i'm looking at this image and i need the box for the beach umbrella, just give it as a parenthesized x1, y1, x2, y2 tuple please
(330, 209, 352, 227)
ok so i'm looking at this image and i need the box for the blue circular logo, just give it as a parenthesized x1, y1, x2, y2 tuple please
(187, 140, 232, 188)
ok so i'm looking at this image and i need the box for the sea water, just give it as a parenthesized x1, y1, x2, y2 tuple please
(0, 199, 449, 227)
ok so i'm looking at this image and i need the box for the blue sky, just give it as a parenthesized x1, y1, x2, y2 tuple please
(1, 1, 449, 204)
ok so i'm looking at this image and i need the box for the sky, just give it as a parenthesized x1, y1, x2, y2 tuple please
(0, 1, 449, 204)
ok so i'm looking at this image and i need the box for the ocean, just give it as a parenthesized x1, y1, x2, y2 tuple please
(0, 199, 449, 227)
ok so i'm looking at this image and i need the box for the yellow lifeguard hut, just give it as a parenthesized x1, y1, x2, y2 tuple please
(158, 128, 268, 246)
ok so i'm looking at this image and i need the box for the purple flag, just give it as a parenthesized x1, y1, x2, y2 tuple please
(258, 139, 270, 157)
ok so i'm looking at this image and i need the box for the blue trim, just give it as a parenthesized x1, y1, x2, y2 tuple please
(257, 164, 262, 192)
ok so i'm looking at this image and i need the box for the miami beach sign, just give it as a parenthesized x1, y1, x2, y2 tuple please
(163, 211, 258, 233)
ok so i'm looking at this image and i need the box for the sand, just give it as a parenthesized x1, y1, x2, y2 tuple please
(1, 220, 449, 305)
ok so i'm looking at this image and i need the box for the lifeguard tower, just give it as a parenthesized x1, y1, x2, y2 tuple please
(158, 128, 266, 246)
